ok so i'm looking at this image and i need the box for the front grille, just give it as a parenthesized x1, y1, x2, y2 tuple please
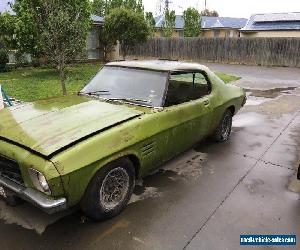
(0, 155, 23, 184)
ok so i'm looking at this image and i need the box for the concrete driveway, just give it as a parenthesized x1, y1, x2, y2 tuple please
(1, 63, 300, 250)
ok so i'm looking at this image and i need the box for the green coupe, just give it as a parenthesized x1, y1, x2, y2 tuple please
(0, 60, 246, 220)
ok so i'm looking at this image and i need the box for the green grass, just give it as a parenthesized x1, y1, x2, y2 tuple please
(0, 63, 240, 102)
(0, 63, 101, 102)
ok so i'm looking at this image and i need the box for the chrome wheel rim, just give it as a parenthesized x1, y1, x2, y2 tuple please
(100, 167, 130, 211)
(221, 115, 231, 140)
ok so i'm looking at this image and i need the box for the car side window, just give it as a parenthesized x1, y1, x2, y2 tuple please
(164, 72, 210, 107)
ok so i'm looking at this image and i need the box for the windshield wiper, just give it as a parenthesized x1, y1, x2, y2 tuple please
(79, 91, 151, 106)
(109, 97, 151, 105)
(80, 90, 110, 96)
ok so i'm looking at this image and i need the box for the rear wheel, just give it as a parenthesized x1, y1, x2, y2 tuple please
(81, 158, 135, 221)
(212, 109, 233, 142)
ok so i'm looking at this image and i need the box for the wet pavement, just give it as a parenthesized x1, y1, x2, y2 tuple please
(1, 63, 300, 250)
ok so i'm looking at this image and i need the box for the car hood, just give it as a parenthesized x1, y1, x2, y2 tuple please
(0, 95, 144, 157)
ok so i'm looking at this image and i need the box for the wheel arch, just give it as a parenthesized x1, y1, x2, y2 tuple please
(127, 154, 141, 179)
(93, 153, 141, 181)
(64, 152, 142, 207)
(228, 105, 235, 115)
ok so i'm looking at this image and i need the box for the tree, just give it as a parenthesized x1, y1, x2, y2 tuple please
(0, 13, 16, 50)
(91, 0, 145, 61)
(183, 7, 201, 37)
(145, 12, 156, 37)
(12, 1, 43, 59)
(92, 0, 107, 17)
(200, 9, 219, 17)
(99, 26, 116, 62)
(92, 0, 144, 16)
(105, 7, 149, 59)
(39, 0, 91, 95)
(0, 48, 9, 72)
(109, 0, 144, 14)
(162, 10, 176, 37)
(13, 0, 91, 95)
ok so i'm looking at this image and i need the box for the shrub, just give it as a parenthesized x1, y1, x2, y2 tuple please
(0, 48, 9, 72)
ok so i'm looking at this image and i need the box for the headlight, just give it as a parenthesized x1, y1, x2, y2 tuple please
(28, 168, 51, 195)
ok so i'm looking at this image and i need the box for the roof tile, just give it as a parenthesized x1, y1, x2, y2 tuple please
(155, 15, 247, 30)
(241, 12, 300, 31)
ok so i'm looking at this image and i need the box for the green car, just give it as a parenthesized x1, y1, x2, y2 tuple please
(0, 60, 246, 220)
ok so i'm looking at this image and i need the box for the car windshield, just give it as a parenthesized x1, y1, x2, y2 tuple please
(80, 66, 168, 107)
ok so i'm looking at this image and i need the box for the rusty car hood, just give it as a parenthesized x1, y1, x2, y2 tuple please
(0, 95, 144, 157)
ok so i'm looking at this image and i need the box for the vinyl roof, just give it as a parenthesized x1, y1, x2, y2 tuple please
(155, 15, 247, 30)
(106, 60, 209, 72)
(241, 12, 300, 31)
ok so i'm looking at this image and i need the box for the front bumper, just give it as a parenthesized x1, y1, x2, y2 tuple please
(0, 175, 67, 214)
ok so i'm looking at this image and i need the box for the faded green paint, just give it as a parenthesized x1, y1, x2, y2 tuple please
(0, 140, 65, 197)
(0, 61, 245, 209)
(0, 96, 144, 156)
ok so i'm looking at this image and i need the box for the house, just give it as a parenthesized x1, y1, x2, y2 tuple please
(240, 12, 300, 37)
(201, 16, 247, 38)
(155, 15, 185, 37)
(154, 15, 248, 38)
(87, 15, 104, 60)
(0, 1, 105, 61)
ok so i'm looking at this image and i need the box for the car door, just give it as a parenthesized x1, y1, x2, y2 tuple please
(162, 71, 213, 159)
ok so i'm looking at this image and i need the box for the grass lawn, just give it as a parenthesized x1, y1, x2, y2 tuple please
(0, 63, 240, 102)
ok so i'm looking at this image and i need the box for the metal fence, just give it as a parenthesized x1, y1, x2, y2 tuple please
(124, 37, 300, 67)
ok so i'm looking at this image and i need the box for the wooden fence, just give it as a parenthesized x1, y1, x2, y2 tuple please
(124, 37, 300, 67)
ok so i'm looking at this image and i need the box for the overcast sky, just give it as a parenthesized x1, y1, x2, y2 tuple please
(143, 0, 300, 19)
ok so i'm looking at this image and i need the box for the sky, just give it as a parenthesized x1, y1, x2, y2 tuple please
(143, 0, 300, 19)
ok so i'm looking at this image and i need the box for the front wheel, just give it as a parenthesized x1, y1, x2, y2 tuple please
(212, 109, 233, 142)
(81, 158, 135, 221)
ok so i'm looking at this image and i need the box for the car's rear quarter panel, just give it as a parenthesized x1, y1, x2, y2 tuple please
(207, 70, 245, 135)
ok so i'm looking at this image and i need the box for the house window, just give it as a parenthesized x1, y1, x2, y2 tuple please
(213, 30, 220, 38)
(87, 27, 100, 60)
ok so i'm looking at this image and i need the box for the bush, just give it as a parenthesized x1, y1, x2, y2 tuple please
(0, 48, 9, 72)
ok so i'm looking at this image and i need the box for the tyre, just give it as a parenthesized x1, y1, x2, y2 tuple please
(212, 109, 233, 142)
(81, 158, 135, 221)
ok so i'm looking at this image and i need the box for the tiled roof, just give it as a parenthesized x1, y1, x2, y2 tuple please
(91, 14, 104, 24)
(155, 15, 247, 30)
(155, 15, 185, 29)
(241, 12, 300, 31)
(202, 16, 247, 29)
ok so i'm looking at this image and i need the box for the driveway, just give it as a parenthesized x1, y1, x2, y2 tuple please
(1, 63, 300, 250)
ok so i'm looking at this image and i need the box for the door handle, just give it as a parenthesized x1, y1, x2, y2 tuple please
(203, 99, 209, 106)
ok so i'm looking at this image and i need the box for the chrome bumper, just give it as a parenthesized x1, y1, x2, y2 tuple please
(0, 175, 67, 214)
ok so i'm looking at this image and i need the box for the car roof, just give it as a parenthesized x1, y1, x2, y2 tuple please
(106, 60, 209, 72)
